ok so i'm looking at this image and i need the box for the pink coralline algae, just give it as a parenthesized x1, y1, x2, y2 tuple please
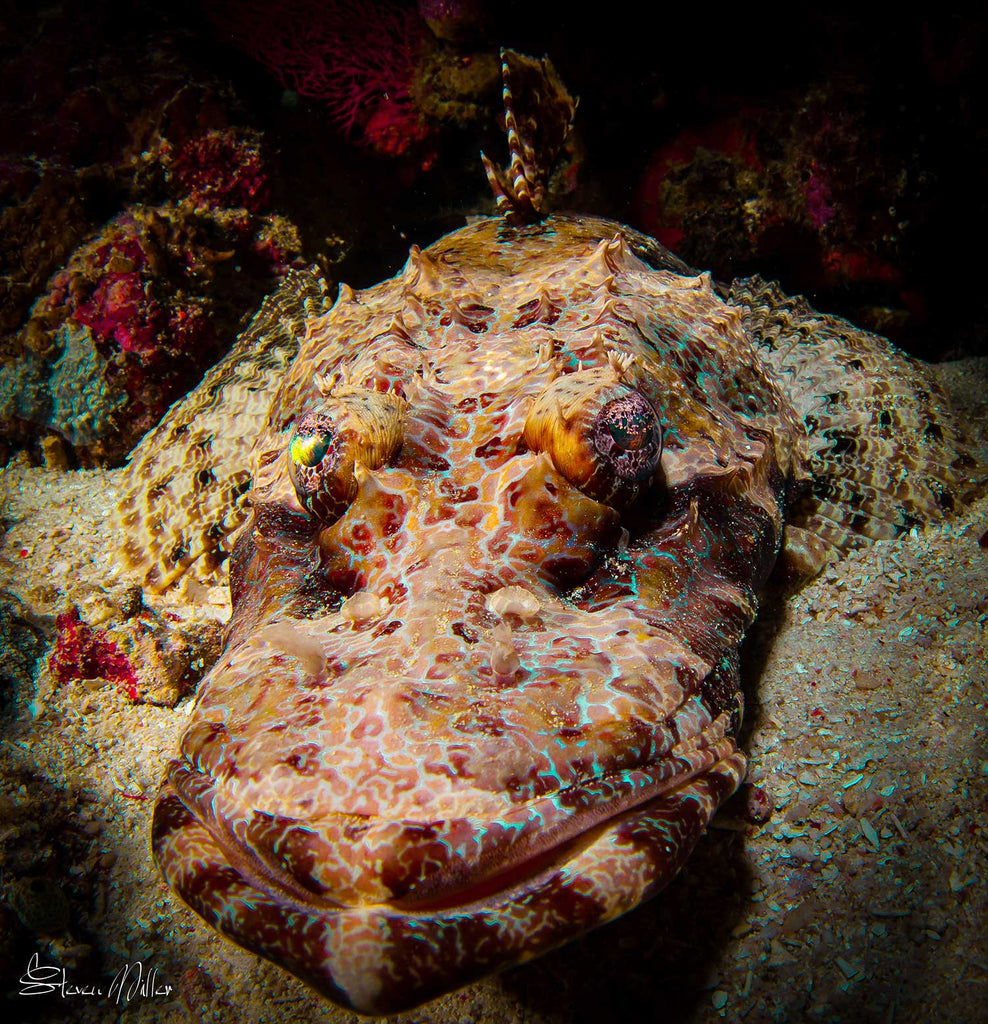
(168, 129, 271, 212)
(633, 82, 920, 331)
(49, 608, 138, 699)
(5, 123, 304, 463)
(361, 97, 434, 159)
(636, 118, 762, 254)
(61, 215, 224, 365)
(47, 215, 218, 365)
(803, 166, 835, 230)
(0, 10, 309, 466)
(70, 236, 167, 357)
(214, 0, 432, 156)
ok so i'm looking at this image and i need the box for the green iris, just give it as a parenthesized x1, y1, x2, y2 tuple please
(289, 430, 330, 467)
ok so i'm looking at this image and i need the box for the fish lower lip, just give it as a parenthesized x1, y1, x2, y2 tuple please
(388, 744, 741, 913)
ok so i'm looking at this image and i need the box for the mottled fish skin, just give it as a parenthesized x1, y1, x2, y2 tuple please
(152, 213, 801, 1014)
(140, 48, 987, 1013)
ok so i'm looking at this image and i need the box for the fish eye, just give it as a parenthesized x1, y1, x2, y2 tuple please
(592, 391, 662, 479)
(287, 412, 349, 522)
(287, 388, 405, 523)
(524, 372, 662, 506)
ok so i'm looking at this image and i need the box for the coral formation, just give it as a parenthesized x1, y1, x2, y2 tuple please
(409, 48, 501, 129)
(634, 81, 925, 337)
(49, 608, 138, 698)
(212, 0, 433, 157)
(0, 12, 305, 466)
(167, 128, 272, 212)
(1, 189, 302, 463)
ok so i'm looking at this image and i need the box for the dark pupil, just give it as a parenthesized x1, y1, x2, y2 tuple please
(606, 415, 648, 451)
(598, 395, 657, 454)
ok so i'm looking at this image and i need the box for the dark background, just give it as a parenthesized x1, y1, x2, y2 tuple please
(3, 0, 986, 361)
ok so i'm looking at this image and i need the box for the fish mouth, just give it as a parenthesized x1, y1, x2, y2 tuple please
(385, 736, 741, 913)
(163, 690, 741, 915)
(153, 739, 744, 1015)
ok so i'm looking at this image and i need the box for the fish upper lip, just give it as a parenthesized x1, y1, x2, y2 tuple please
(174, 600, 741, 913)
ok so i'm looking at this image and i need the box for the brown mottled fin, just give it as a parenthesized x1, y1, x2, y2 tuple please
(727, 276, 983, 571)
(481, 49, 577, 224)
(114, 267, 332, 593)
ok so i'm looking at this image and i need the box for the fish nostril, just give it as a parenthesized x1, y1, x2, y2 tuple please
(451, 622, 479, 644)
(486, 585, 541, 620)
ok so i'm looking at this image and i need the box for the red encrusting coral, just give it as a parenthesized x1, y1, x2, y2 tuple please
(212, 0, 432, 157)
(633, 86, 920, 327)
(19, 121, 305, 463)
(49, 608, 139, 699)
(0, 15, 309, 467)
(70, 236, 165, 356)
(362, 99, 435, 159)
(635, 116, 764, 253)
(49, 218, 223, 365)
(168, 129, 271, 212)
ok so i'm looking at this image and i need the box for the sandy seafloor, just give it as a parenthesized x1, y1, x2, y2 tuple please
(0, 361, 985, 1024)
